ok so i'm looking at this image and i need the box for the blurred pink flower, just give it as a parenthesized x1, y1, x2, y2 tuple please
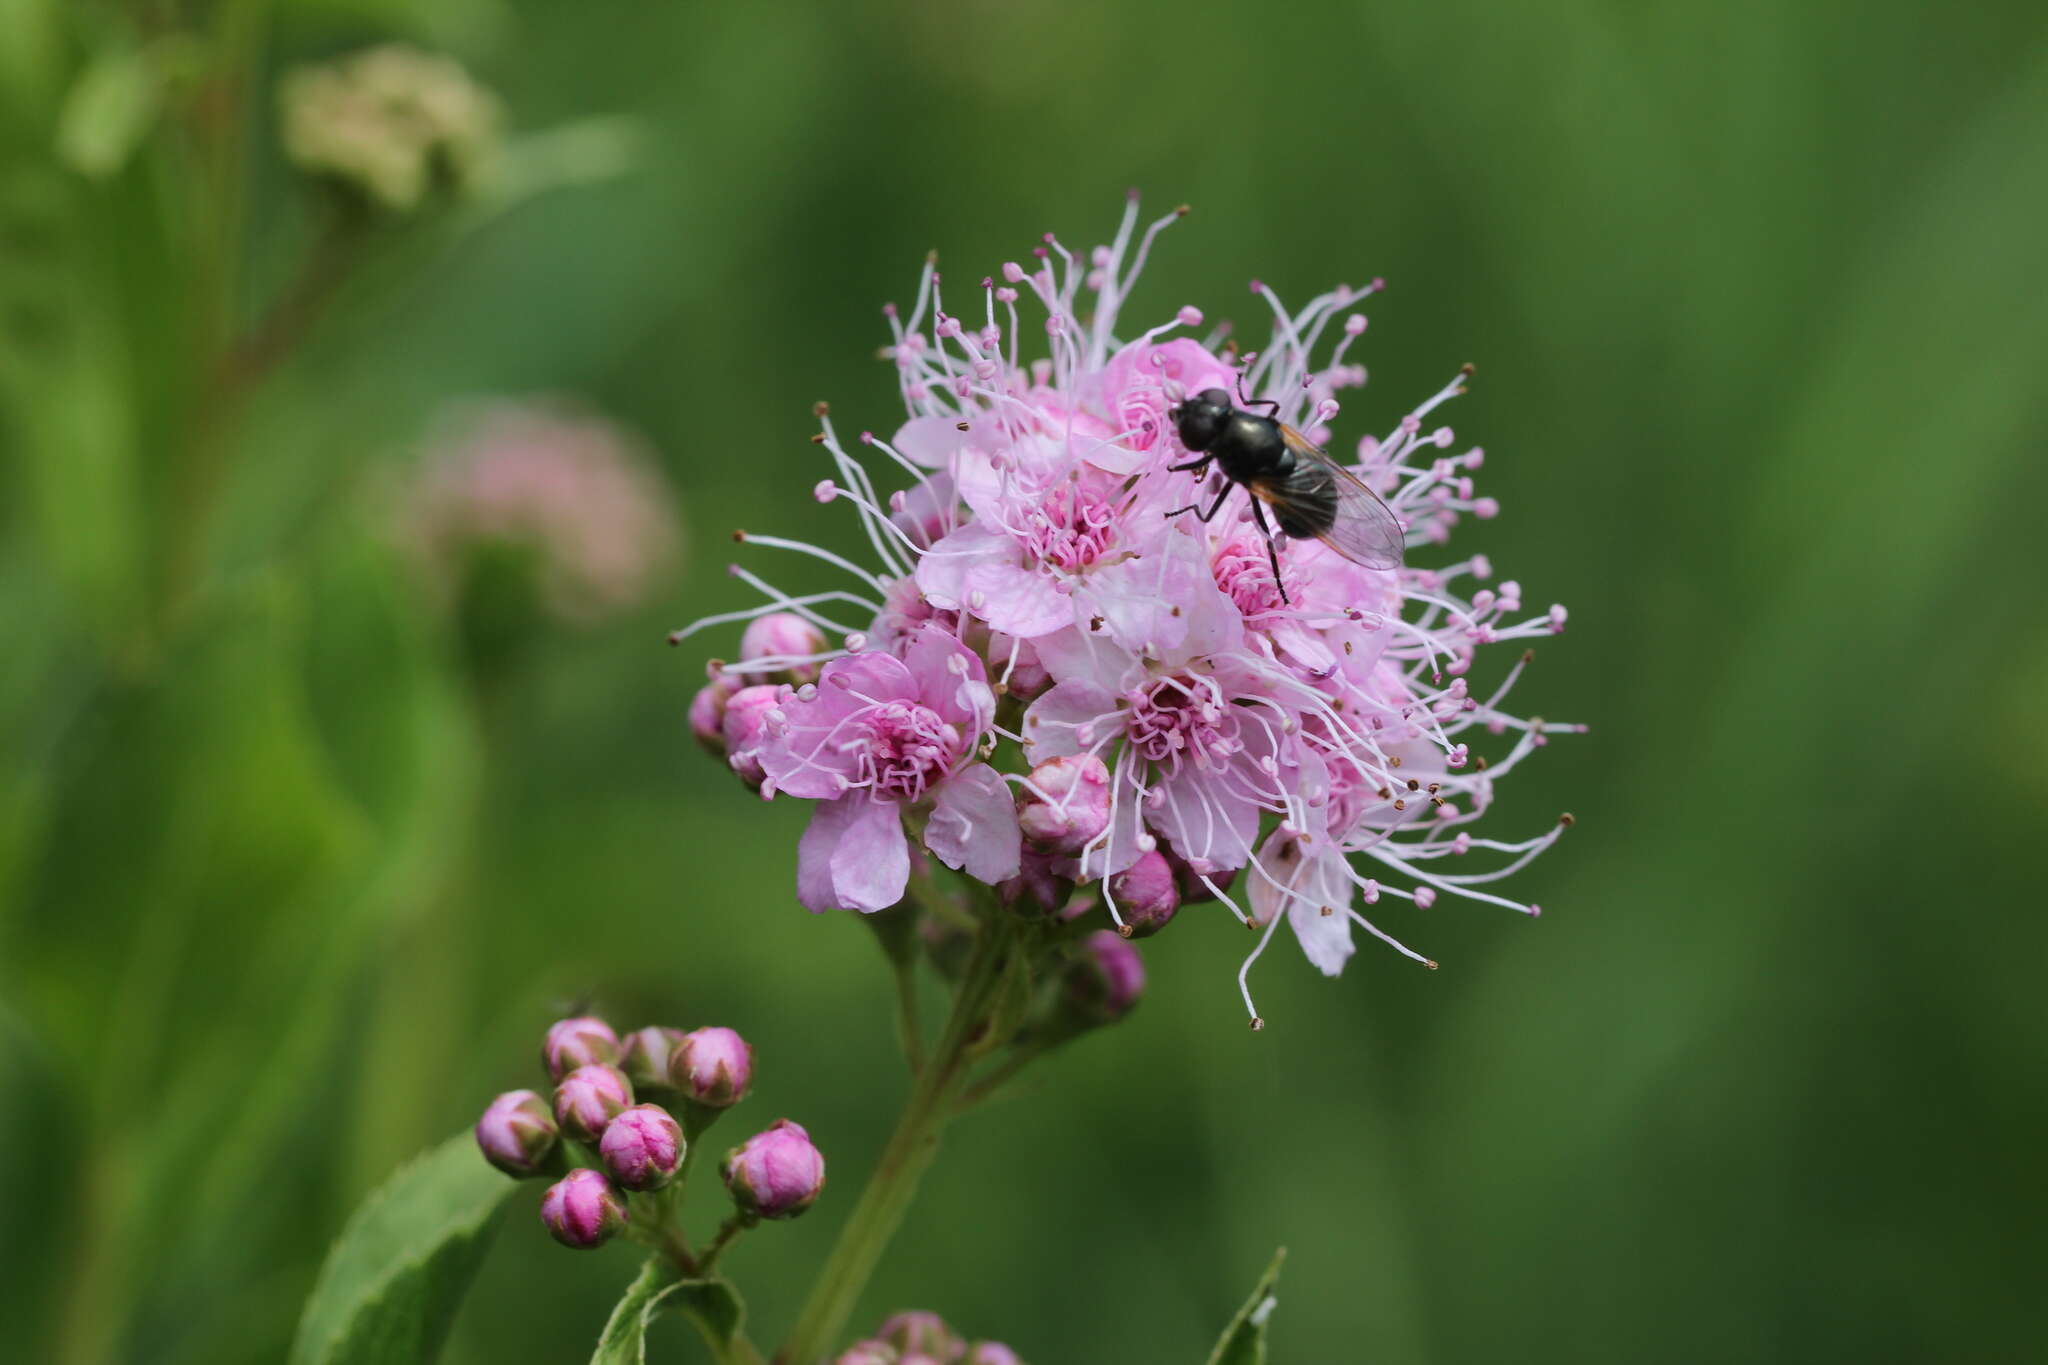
(407, 399, 679, 624)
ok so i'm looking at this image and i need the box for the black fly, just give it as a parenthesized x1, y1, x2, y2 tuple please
(1167, 387, 1404, 602)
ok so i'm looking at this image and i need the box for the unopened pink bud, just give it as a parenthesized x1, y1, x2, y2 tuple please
(722, 685, 782, 791)
(599, 1103, 686, 1191)
(835, 1344, 900, 1365)
(620, 1025, 686, 1093)
(1065, 930, 1145, 1023)
(474, 1089, 558, 1178)
(1109, 851, 1179, 938)
(738, 612, 828, 685)
(879, 1312, 961, 1359)
(670, 1026, 754, 1107)
(965, 1344, 1023, 1365)
(541, 1015, 620, 1082)
(553, 1063, 634, 1142)
(540, 1168, 627, 1249)
(722, 1118, 825, 1220)
(690, 675, 741, 756)
(1017, 754, 1111, 855)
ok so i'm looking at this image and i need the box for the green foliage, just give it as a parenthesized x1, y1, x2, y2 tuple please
(1204, 1248, 1284, 1365)
(1, 2, 2044, 1363)
(289, 1133, 514, 1365)
(589, 1260, 750, 1365)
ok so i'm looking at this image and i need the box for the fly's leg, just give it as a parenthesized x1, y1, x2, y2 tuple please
(1249, 498, 1291, 605)
(1234, 370, 1280, 415)
(1169, 480, 1234, 523)
(1167, 455, 1213, 474)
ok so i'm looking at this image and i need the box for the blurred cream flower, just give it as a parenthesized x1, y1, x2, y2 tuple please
(407, 399, 680, 625)
(279, 44, 501, 211)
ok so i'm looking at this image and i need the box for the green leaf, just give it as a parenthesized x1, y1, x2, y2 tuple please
(589, 1260, 750, 1365)
(671, 1277, 748, 1357)
(590, 1259, 681, 1365)
(1204, 1247, 1286, 1365)
(289, 1131, 515, 1365)
(54, 43, 163, 179)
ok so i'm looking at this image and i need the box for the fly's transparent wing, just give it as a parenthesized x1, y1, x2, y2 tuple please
(1281, 424, 1405, 570)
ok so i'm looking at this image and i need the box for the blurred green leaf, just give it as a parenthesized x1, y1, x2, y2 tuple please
(1204, 1247, 1284, 1365)
(289, 1132, 513, 1365)
(54, 42, 168, 180)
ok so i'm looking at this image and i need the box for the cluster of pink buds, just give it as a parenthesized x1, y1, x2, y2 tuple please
(836, 1309, 1024, 1365)
(677, 196, 1581, 1025)
(475, 1013, 825, 1249)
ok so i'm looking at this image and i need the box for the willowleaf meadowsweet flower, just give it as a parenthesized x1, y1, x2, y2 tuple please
(676, 195, 1580, 1023)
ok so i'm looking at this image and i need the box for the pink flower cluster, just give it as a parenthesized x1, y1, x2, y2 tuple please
(682, 198, 1578, 1022)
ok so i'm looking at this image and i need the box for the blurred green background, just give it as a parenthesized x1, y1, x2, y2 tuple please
(5, 1, 2046, 1362)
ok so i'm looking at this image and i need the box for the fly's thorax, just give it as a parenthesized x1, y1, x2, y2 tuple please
(1213, 411, 1287, 483)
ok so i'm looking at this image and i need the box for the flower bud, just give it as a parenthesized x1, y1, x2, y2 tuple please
(722, 685, 782, 791)
(835, 1345, 901, 1365)
(599, 1103, 687, 1191)
(1064, 930, 1145, 1023)
(670, 1026, 754, 1107)
(722, 1118, 826, 1220)
(998, 848, 1075, 920)
(1109, 851, 1179, 938)
(474, 1089, 559, 1178)
(540, 1168, 628, 1249)
(879, 1312, 962, 1360)
(738, 612, 828, 685)
(542, 1015, 621, 1082)
(1166, 847, 1233, 905)
(689, 675, 741, 757)
(1016, 754, 1111, 856)
(279, 45, 501, 213)
(553, 1063, 634, 1142)
(620, 1025, 686, 1093)
(965, 1345, 1023, 1365)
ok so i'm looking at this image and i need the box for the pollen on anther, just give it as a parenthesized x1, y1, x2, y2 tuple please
(1249, 1017, 1265, 1031)
(1559, 812, 1577, 827)
(812, 401, 830, 416)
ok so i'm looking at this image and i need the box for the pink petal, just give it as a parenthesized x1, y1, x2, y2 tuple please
(829, 796, 910, 912)
(926, 763, 1022, 885)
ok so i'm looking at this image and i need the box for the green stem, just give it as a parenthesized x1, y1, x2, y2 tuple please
(697, 1213, 753, 1275)
(891, 955, 924, 1074)
(778, 914, 1017, 1364)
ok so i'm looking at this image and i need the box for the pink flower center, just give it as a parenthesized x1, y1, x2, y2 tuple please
(1124, 673, 1237, 766)
(1020, 484, 1118, 572)
(1211, 540, 1291, 618)
(851, 701, 964, 801)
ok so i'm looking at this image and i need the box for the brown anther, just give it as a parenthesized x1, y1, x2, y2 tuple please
(812, 401, 830, 416)
(925, 248, 939, 265)
(731, 529, 747, 542)
(1170, 606, 1183, 617)
(1389, 756, 1404, 768)
(1249, 1017, 1265, 1031)
(1460, 362, 1476, 376)
(1406, 778, 1421, 792)
(1174, 203, 1191, 217)
(1424, 960, 1440, 971)
(1393, 799, 1407, 811)
(1117, 924, 1134, 939)
(1089, 615, 1104, 631)
(1475, 755, 1491, 771)
(1427, 782, 1441, 793)
(808, 433, 827, 444)
(991, 681, 1008, 697)
(1559, 812, 1577, 827)
(1521, 648, 1536, 664)
(956, 421, 971, 432)
(1343, 641, 1354, 655)
(1376, 787, 1392, 800)
(1319, 905, 1334, 917)
(1429, 796, 1445, 808)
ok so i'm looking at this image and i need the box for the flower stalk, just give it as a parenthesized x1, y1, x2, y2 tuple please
(780, 907, 1023, 1365)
